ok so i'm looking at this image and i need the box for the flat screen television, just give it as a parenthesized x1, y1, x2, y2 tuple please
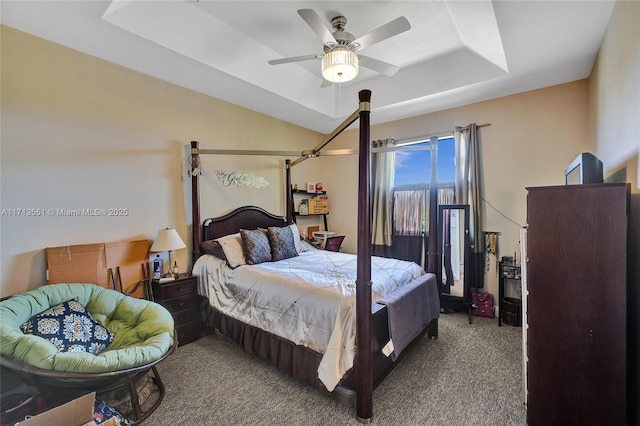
(564, 152, 604, 185)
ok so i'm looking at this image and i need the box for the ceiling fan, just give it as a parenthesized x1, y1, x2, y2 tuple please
(268, 9, 411, 84)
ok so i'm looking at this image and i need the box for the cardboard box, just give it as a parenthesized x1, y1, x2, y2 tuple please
(17, 393, 116, 426)
(45, 239, 150, 298)
(105, 239, 150, 298)
(46, 244, 108, 287)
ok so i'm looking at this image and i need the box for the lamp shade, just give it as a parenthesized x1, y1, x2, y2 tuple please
(322, 48, 359, 83)
(150, 228, 186, 252)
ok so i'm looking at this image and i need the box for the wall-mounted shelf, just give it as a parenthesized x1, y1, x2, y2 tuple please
(291, 187, 328, 230)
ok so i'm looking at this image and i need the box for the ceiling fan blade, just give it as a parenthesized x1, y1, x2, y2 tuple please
(352, 16, 411, 50)
(298, 9, 336, 46)
(268, 54, 323, 65)
(359, 55, 400, 77)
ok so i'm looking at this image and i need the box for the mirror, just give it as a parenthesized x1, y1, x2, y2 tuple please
(437, 204, 470, 314)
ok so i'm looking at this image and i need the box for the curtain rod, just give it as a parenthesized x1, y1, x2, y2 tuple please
(460, 123, 491, 131)
(396, 123, 491, 146)
(397, 132, 451, 145)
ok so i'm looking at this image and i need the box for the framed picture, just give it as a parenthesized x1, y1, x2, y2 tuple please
(306, 182, 316, 193)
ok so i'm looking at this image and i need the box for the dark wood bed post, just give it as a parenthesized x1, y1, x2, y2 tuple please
(285, 159, 293, 224)
(355, 89, 373, 423)
(427, 136, 439, 273)
(190, 141, 201, 262)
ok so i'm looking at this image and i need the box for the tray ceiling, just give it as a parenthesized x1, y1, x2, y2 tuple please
(1, 1, 615, 133)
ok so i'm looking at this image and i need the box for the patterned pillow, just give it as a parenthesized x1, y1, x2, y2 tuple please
(268, 226, 299, 261)
(240, 229, 272, 265)
(20, 298, 114, 355)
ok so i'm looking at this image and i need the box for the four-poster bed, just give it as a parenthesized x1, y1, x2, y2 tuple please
(187, 90, 439, 422)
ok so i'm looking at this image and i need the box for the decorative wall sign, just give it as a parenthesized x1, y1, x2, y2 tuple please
(214, 170, 269, 188)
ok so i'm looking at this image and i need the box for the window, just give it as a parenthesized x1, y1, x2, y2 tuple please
(393, 137, 455, 236)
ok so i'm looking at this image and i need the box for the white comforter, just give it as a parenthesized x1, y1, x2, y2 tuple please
(192, 248, 424, 391)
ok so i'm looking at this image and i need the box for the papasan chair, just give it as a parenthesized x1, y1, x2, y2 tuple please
(0, 283, 176, 423)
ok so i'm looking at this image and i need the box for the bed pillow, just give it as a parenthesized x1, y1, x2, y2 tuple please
(200, 239, 226, 260)
(20, 298, 114, 355)
(215, 233, 246, 268)
(300, 239, 316, 252)
(268, 226, 299, 261)
(241, 229, 272, 265)
(288, 223, 303, 254)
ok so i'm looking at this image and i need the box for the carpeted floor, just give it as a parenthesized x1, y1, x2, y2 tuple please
(146, 312, 527, 425)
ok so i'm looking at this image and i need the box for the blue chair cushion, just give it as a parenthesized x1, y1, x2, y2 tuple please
(20, 298, 114, 355)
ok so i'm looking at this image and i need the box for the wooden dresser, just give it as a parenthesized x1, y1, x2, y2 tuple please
(151, 274, 199, 347)
(525, 183, 630, 425)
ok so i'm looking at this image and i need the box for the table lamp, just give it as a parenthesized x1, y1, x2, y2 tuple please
(150, 228, 186, 277)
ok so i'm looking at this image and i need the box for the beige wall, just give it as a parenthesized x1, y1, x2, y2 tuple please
(589, 2, 639, 420)
(590, 0, 639, 191)
(0, 26, 324, 297)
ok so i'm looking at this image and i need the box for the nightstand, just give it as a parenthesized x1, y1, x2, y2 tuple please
(151, 273, 199, 346)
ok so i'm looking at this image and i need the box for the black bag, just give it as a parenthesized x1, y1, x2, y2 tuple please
(0, 383, 47, 425)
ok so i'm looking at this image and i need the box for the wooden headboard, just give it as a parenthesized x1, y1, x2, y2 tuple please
(202, 205, 288, 241)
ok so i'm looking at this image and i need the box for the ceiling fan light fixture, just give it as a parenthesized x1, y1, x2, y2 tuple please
(321, 48, 359, 83)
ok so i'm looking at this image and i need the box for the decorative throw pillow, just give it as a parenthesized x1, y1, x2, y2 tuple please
(215, 233, 246, 268)
(240, 229, 272, 265)
(288, 223, 303, 254)
(200, 239, 226, 260)
(268, 226, 299, 261)
(20, 298, 114, 355)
